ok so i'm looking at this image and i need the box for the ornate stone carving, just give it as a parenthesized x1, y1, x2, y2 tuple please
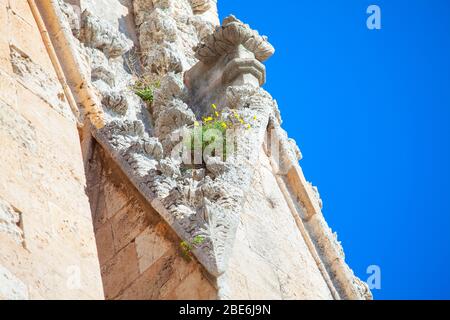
(79, 10, 133, 58)
(189, 0, 211, 14)
(185, 16, 275, 109)
(101, 91, 129, 116)
(71, 11, 277, 275)
(194, 15, 275, 64)
(58, 0, 81, 38)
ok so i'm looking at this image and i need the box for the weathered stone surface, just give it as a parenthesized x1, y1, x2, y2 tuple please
(8, 0, 35, 26)
(10, 46, 75, 122)
(0, 2, 104, 298)
(87, 141, 214, 300)
(94, 221, 115, 264)
(79, 10, 133, 58)
(0, 265, 28, 300)
(0, 0, 372, 300)
(8, 7, 56, 74)
(117, 248, 216, 300)
(189, 0, 212, 14)
(0, 1, 13, 75)
(51, 0, 370, 298)
(223, 148, 334, 300)
(171, 269, 217, 300)
(101, 241, 139, 299)
(111, 203, 148, 252)
(0, 69, 17, 107)
(135, 224, 171, 273)
(194, 15, 274, 64)
(0, 198, 24, 245)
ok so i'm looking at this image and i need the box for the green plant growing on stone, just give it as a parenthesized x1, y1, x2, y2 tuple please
(189, 121, 228, 160)
(180, 241, 192, 260)
(180, 235, 205, 261)
(132, 78, 160, 104)
(134, 87, 154, 102)
(125, 49, 160, 105)
(192, 235, 205, 246)
(185, 104, 254, 164)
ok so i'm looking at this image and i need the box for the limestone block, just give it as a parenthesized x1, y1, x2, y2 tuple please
(117, 249, 202, 300)
(219, 270, 250, 300)
(90, 184, 108, 229)
(95, 222, 115, 264)
(101, 241, 139, 299)
(8, 0, 35, 26)
(110, 202, 148, 252)
(9, 11, 55, 74)
(0, 1, 106, 299)
(0, 69, 17, 107)
(0, 265, 28, 300)
(10, 46, 75, 122)
(135, 224, 171, 274)
(79, 0, 130, 33)
(224, 148, 335, 300)
(12, 84, 89, 213)
(0, 1, 13, 74)
(0, 100, 37, 164)
(103, 181, 130, 218)
(0, 82, 104, 298)
(171, 270, 217, 300)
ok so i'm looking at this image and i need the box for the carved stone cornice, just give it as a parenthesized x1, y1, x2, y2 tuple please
(189, 0, 212, 14)
(185, 16, 274, 110)
(194, 15, 274, 64)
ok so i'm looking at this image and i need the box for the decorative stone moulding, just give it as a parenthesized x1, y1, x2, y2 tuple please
(222, 57, 266, 87)
(185, 15, 274, 107)
(189, 0, 212, 14)
(55, 6, 276, 277)
(194, 15, 274, 64)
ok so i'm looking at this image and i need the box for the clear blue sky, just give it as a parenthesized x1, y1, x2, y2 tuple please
(218, 0, 450, 299)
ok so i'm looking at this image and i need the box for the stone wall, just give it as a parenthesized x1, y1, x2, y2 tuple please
(222, 148, 334, 299)
(0, 0, 103, 299)
(0, 0, 371, 300)
(86, 142, 216, 299)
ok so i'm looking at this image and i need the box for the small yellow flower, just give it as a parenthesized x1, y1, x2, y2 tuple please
(194, 121, 200, 127)
(204, 117, 213, 122)
(253, 116, 257, 121)
(211, 104, 217, 110)
(246, 124, 251, 130)
(221, 122, 228, 129)
(239, 119, 245, 124)
(215, 111, 219, 118)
